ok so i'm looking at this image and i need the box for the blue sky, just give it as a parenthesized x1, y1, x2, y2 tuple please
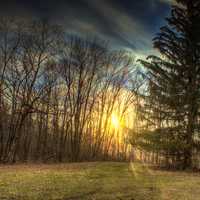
(0, 0, 173, 59)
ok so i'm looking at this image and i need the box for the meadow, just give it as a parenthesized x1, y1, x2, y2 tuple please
(0, 162, 199, 200)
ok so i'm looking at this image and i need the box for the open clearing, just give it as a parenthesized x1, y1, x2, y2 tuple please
(0, 162, 200, 200)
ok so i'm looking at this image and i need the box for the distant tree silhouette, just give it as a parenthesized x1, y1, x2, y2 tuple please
(0, 17, 136, 163)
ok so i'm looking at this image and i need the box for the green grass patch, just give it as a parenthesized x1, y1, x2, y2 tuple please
(0, 162, 199, 200)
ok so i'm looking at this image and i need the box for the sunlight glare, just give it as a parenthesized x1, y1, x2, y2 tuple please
(111, 114, 120, 129)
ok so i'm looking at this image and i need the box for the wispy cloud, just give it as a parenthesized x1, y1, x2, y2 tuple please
(0, 0, 171, 59)
(159, 0, 176, 5)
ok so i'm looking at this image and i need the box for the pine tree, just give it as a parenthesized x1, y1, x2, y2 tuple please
(139, 0, 200, 169)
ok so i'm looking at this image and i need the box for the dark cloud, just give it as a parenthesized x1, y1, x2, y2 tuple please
(0, 0, 171, 58)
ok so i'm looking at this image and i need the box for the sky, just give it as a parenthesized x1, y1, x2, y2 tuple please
(0, 0, 173, 59)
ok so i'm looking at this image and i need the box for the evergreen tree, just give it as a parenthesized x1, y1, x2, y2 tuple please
(139, 0, 200, 169)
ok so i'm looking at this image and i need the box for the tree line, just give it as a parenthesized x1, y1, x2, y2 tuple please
(0, 18, 138, 163)
(1, 0, 199, 170)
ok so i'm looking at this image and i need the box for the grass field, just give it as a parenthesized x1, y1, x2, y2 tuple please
(0, 162, 200, 200)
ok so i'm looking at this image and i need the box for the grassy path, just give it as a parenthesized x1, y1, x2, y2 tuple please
(0, 162, 199, 200)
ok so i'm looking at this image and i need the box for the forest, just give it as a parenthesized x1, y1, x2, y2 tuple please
(1, 0, 200, 199)
(0, 18, 139, 163)
(0, 0, 199, 170)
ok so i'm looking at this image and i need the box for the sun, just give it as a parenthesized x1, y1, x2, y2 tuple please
(111, 114, 120, 129)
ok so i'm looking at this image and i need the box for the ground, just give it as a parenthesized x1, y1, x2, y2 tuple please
(0, 162, 200, 200)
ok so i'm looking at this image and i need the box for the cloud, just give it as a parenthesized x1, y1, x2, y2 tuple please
(78, 0, 169, 58)
(159, 0, 176, 5)
(0, 0, 170, 59)
(61, 0, 160, 52)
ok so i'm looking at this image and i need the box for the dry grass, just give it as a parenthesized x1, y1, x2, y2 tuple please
(0, 162, 199, 200)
